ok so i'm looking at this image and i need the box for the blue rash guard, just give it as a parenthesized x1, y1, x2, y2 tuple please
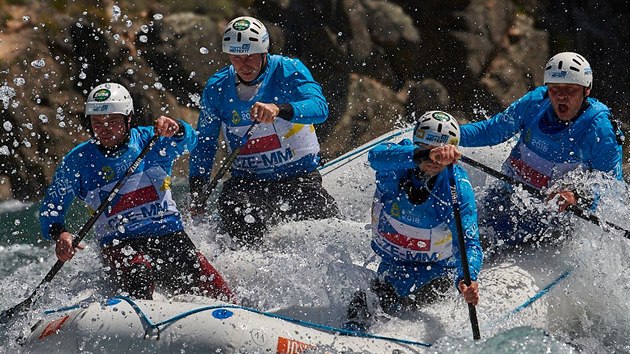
(189, 54, 328, 183)
(40, 123, 197, 246)
(460, 86, 623, 188)
(368, 139, 483, 297)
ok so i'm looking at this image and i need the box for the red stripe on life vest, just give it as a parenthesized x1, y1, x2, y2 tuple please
(239, 134, 282, 155)
(508, 157, 551, 189)
(108, 185, 159, 216)
(382, 232, 431, 251)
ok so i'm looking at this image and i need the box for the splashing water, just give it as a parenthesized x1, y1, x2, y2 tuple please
(30, 59, 46, 69)
(0, 85, 16, 109)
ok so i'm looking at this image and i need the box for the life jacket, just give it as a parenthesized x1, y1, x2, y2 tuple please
(504, 98, 611, 188)
(371, 173, 454, 264)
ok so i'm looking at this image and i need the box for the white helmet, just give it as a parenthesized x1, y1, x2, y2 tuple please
(544, 52, 592, 88)
(413, 111, 460, 147)
(222, 16, 269, 55)
(85, 83, 134, 116)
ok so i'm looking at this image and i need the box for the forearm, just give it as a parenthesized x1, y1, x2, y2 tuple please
(368, 143, 417, 171)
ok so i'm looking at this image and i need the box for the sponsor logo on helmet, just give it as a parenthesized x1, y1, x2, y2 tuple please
(93, 89, 111, 102)
(91, 104, 110, 112)
(233, 19, 250, 31)
(432, 112, 452, 122)
(230, 43, 251, 53)
(416, 130, 449, 145)
(550, 71, 567, 78)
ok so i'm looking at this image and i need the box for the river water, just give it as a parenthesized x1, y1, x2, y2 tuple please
(1, 133, 630, 353)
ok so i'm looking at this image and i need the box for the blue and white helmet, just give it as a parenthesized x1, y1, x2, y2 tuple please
(85, 83, 134, 116)
(544, 52, 592, 88)
(222, 16, 269, 55)
(413, 111, 460, 147)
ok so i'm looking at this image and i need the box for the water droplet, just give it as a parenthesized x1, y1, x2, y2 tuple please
(139, 35, 148, 43)
(3, 121, 12, 132)
(79, 71, 87, 79)
(22, 16, 30, 22)
(154, 82, 163, 90)
(153, 13, 163, 20)
(125, 20, 132, 28)
(38, 114, 49, 123)
(30, 59, 46, 68)
(126, 68, 134, 75)
(279, 203, 290, 212)
(199, 47, 208, 54)
(0, 146, 9, 156)
(111, 5, 121, 21)
(244, 214, 256, 224)
(0, 85, 16, 109)
(13, 77, 25, 86)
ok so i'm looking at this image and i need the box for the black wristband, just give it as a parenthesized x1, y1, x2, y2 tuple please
(277, 104, 294, 120)
(174, 120, 186, 138)
(49, 223, 67, 242)
(413, 147, 431, 165)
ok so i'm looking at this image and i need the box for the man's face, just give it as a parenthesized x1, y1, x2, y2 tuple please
(547, 83, 590, 121)
(90, 114, 128, 148)
(228, 53, 265, 82)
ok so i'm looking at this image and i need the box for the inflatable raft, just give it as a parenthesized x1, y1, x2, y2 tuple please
(20, 127, 570, 352)
(23, 296, 426, 353)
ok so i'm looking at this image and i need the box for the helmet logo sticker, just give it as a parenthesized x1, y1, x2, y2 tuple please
(432, 112, 451, 122)
(419, 131, 449, 145)
(230, 43, 251, 54)
(92, 104, 109, 112)
(233, 19, 251, 31)
(93, 89, 111, 102)
(550, 71, 567, 78)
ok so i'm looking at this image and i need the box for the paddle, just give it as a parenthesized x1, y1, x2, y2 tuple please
(193, 122, 259, 211)
(0, 134, 160, 325)
(447, 164, 481, 340)
(460, 155, 630, 239)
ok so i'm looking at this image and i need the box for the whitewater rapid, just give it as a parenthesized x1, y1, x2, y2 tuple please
(1, 128, 630, 353)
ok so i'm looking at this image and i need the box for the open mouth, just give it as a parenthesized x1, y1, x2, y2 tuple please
(557, 103, 569, 115)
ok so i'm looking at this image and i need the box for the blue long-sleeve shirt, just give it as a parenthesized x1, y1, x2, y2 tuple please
(189, 54, 328, 183)
(40, 123, 197, 246)
(460, 86, 623, 185)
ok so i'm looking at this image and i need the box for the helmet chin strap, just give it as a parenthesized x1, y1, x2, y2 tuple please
(236, 54, 268, 86)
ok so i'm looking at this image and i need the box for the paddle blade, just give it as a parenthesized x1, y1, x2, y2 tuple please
(0, 297, 33, 326)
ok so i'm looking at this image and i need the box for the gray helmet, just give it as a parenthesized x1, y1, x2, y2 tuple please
(222, 16, 269, 55)
(413, 111, 460, 147)
(544, 52, 592, 88)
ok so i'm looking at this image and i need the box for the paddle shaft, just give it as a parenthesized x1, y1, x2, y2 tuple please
(0, 134, 160, 324)
(460, 155, 630, 238)
(447, 164, 481, 340)
(197, 122, 259, 206)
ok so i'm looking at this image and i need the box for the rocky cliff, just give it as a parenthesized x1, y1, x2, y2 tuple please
(0, 0, 628, 201)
